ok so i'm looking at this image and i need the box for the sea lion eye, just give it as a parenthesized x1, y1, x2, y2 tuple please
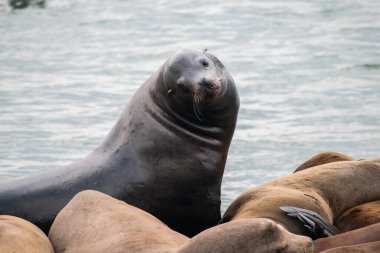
(201, 59, 209, 67)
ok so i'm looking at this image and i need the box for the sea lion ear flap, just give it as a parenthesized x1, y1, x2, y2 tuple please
(280, 206, 340, 239)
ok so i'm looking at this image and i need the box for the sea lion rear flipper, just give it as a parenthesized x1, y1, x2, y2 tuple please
(280, 206, 340, 238)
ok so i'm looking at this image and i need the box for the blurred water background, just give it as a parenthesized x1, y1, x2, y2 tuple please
(0, 0, 379, 212)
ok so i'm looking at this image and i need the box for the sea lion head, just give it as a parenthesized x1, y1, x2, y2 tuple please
(175, 218, 314, 253)
(158, 49, 239, 124)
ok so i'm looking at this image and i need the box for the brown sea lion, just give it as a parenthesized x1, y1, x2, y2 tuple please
(175, 218, 313, 253)
(294, 152, 355, 173)
(0, 49, 239, 236)
(319, 241, 380, 253)
(313, 223, 380, 253)
(0, 215, 54, 253)
(221, 158, 380, 238)
(334, 200, 380, 232)
(294, 153, 379, 234)
(49, 190, 188, 253)
(49, 190, 313, 253)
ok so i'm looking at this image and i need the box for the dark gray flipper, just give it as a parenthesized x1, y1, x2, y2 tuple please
(280, 206, 340, 238)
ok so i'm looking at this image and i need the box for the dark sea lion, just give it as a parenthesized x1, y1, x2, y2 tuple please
(0, 49, 239, 236)
(294, 152, 355, 173)
(313, 223, 380, 253)
(220, 158, 380, 238)
(0, 215, 54, 253)
(49, 190, 313, 253)
(334, 200, 380, 232)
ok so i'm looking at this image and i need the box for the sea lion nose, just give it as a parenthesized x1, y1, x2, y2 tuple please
(198, 77, 213, 89)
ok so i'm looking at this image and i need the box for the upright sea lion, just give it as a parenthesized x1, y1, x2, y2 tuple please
(220, 158, 380, 238)
(0, 49, 239, 236)
(49, 190, 313, 253)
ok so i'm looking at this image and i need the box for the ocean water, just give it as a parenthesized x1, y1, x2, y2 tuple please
(0, 0, 379, 212)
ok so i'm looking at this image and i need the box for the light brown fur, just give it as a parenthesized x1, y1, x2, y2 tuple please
(334, 200, 380, 232)
(314, 223, 380, 253)
(294, 152, 355, 173)
(319, 241, 380, 253)
(221, 158, 380, 236)
(0, 215, 54, 253)
(49, 190, 188, 253)
(50, 190, 314, 253)
(176, 218, 313, 253)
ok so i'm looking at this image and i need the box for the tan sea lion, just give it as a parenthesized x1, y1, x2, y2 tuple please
(294, 153, 379, 234)
(319, 241, 380, 253)
(175, 218, 313, 253)
(50, 190, 313, 253)
(294, 152, 355, 173)
(221, 158, 380, 238)
(0, 215, 54, 253)
(313, 223, 380, 253)
(49, 190, 188, 253)
(334, 200, 380, 232)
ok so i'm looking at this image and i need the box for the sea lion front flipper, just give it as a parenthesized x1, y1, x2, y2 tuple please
(280, 206, 340, 238)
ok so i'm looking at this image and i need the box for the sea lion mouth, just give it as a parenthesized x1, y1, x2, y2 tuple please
(193, 76, 222, 121)
(198, 77, 216, 90)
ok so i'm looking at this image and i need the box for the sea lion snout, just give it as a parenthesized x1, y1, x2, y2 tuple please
(176, 75, 217, 94)
(198, 77, 218, 90)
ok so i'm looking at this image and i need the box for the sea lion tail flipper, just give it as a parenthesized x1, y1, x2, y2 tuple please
(280, 206, 340, 238)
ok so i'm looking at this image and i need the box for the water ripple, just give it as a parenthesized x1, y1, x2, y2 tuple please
(1, 0, 380, 213)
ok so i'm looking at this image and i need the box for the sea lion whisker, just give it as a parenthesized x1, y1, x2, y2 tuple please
(193, 87, 209, 121)
(193, 89, 204, 121)
(199, 78, 216, 90)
